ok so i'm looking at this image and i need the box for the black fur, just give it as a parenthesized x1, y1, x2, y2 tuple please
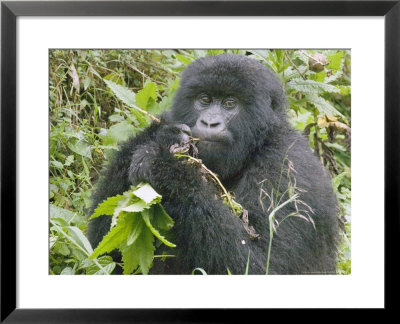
(88, 54, 339, 274)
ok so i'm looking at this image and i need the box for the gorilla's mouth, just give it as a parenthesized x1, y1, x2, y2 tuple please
(197, 138, 229, 148)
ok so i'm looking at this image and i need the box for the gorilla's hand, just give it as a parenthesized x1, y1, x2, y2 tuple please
(157, 123, 191, 148)
(128, 124, 191, 184)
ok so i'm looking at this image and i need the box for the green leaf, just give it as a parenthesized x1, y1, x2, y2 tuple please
(136, 82, 157, 110)
(109, 114, 125, 123)
(126, 214, 145, 246)
(176, 54, 192, 65)
(80, 256, 116, 275)
(53, 242, 70, 256)
(60, 267, 75, 275)
(104, 79, 136, 107)
(67, 139, 92, 159)
(50, 204, 76, 222)
(91, 195, 124, 219)
(90, 213, 133, 259)
(103, 121, 135, 146)
(305, 93, 345, 118)
(120, 223, 155, 275)
(142, 209, 176, 248)
(68, 226, 94, 255)
(64, 155, 74, 166)
(121, 200, 149, 213)
(287, 78, 340, 94)
(50, 160, 64, 169)
(332, 171, 350, 192)
(83, 76, 91, 90)
(150, 204, 174, 231)
(89, 183, 175, 274)
(89, 262, 116, 275)
(327, 51, 344, 70)
(308, 71, 326, 83)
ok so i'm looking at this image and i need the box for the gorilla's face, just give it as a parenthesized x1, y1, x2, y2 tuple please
(191, 93, 239, 148)
(167, 54, 286, 179)
(189, 93, 240, 177)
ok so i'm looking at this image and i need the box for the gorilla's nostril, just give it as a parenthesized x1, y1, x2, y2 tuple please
(210, 122, 220, 128)
(200, 120, 209, 127)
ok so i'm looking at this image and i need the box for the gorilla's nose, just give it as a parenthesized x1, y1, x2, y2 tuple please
(197, 118, 225, 137)
(200, 119, 221, 128)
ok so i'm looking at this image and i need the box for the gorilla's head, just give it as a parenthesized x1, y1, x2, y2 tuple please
(166, 54, 287, 179)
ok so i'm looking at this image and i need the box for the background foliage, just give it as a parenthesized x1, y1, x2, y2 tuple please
(49, 49, 351, 275)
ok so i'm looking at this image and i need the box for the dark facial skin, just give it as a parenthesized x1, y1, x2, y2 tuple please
(191, 93, 238, 152)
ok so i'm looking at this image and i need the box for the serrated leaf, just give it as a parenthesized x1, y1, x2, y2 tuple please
(287, 78, 340, 94)
(91, 195, 124, 219)
(121, 200, 149, 213)
(306, 93, 344, 118)
(90, 183, 175, 274)
(142, 209, 176, 248)
(104, 79, 136, 107)
(120, 224, 155, 275)
(64, 155, 74, 166)
(90, 213, 132, 259)
(126, 213, 145, 246)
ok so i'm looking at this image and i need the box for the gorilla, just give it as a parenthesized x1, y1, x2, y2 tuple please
(88, 54, 339, 274)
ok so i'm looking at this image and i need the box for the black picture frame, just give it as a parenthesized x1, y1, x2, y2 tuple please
(1, 0, 398, 322)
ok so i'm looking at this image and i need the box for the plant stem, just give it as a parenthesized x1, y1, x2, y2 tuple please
(175, 154, 239, 216)
(266, 193, 299, 275)
(50, 220, 109, 275)
(131, 103, 161, 123)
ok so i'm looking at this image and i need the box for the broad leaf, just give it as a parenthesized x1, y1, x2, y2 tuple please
(306, 93, 345, 119)
(104, 79, 136, 107)
(68, 226, 93, 255)
(90, 212, 133, 259)
(103, 121, 135, 146)
(136, 82, 157, 110)
(91, 195, 124, 219)
(142, 209, 176, 248)
(120, 225, 155, 275)
(287, 78, 340, 94)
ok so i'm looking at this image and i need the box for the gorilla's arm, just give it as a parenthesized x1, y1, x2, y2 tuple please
(87, 123, 164, 248)
(88, 123, 264, 274)
(128, 126, 265, 274)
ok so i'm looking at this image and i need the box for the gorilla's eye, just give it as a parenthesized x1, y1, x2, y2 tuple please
(223, 98, 237, 109)
(199, 94, 212, 105)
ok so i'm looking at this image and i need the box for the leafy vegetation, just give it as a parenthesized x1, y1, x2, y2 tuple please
(90, 183, 175, 275)
(49, 49, 351, 275)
